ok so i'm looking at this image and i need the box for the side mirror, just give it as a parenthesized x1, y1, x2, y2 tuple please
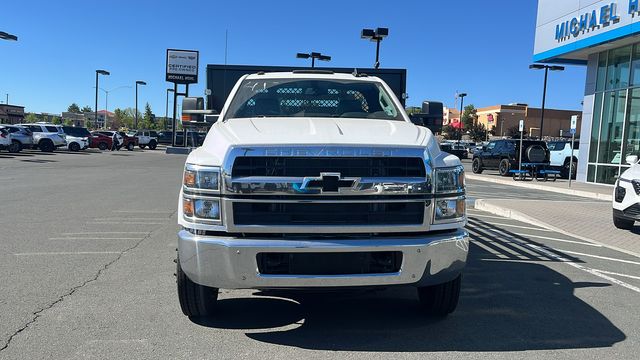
(626, 155, 638, 165)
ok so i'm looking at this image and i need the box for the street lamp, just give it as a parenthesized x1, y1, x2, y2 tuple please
(296, 52, 331, 68)
(95, 85, 131, 129)
(95, 70, 110, 129)
(0, 31, 17, 41)
(458, 93, 467, 141)
(530, 64, 565, 140)
(361, 27, 389, 69)
(166, 88, 175, 130)
(135, 80, 147, 129)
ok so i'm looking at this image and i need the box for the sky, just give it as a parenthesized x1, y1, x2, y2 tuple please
(0, 0, 586, 117)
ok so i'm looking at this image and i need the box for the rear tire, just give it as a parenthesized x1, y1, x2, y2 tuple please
(39, 139, 54, 152)
(8, 140, 21, 153)
(177, 257, 218, 317)
(148, 140, 157, 150)
(561, 159, 577, 179)
(613, 214, 634, 230)
(127, 142, 134, 151)
(417, 275, 462, 317)
(139, 144, 146, 149)
(69, 142, 80, 152)
(98, 142, 108, 151)
(499, 158, 511, 176)
(472, 158, 483, 174)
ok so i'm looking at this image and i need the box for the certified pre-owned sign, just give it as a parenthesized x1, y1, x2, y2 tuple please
(166, 49, 199, 84)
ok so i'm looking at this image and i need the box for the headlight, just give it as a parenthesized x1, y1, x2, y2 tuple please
(435, 166, 465, 194)
(183, 197, 221, 223)
(434, 197, 466, 222)
(183, 164, 220, 192)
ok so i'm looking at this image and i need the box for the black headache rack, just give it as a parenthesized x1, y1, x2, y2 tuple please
(205, 64, 407, 113)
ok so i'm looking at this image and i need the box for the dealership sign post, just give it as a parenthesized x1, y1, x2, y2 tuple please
(166, 49, 199, 147)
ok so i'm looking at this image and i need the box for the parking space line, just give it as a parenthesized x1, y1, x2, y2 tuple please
(468, 214, 514, 220)
(558, 250, 640, 266)
(468, 227, 551, 260)
(469, 239, 510, 259)
(467, 229, 530, 259)
(478, 227, 602, 247)
(14, 251, 121, 256)
(593, 269, 640, 280)
(471, 221, 552, 232)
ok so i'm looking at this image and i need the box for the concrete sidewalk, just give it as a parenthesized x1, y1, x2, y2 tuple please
(466, 173, 613, 201)
(475, 198, 640, 257)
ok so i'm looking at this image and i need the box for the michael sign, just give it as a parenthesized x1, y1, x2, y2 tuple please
(166, 49, 199, 84)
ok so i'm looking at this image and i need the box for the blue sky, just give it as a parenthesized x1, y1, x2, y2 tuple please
(0, 0, 585, 116)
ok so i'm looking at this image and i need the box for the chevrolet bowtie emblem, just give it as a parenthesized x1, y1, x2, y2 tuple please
(301, 173, 359, 193)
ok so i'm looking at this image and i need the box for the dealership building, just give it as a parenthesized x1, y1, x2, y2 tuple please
(535, 0, 640, 184)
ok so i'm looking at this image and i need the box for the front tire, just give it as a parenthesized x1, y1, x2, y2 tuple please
(139, 144, 146, 149)
(613, 213, 634, 230)
(499, 159, 511, 177)
(177, 257, 218, 317)
(8, 141, 21, 153)
(39, 139, 54, 152)
(561, 159, 577, 179)
(69, 142, 80, 152)
(98, 142, 108, 151)
(148, 140, 157, 150)
(417, 275, 461, 317)
(127, 142, 134, 151)
(472, 158, 483, 174)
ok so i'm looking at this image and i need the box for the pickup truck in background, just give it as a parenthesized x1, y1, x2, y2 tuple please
(547, 141, 579, 179)
(176, 71, 469, 319)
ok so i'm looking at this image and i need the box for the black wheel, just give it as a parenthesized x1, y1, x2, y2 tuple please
(148, 140, 157, 150)
(139, 144, 146, 149)
(613, 213, 634, 230)
(69, 142, 80, 152)
(417, 275, 462, 317)
(561, 159, 577, 179)
(39, 139, 54, 152)
(177, 257, 218, 317)
(127, 142, 134, 151)
(98, 142, 108, 151)
(472, 158, 483, 174)
(8, 140, 21, 153)
(498, 158, 511, 176)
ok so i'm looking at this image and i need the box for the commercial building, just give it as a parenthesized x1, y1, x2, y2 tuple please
(0, 104, 25, 124)
(534, 0, 640, 184)
(475, 104, 581, 138)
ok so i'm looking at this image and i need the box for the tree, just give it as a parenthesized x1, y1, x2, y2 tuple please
(461, 104, 477, 130)
(51, 116, 62, 125)
(67, 103, 81, 113)
(441, 125, 456, 140)
(81, 105, 92, 113)
(506, 126, 520, 138)
(467, 122, 487, 142)
(139, 102, 155, 129)
(63, 119, 73, 126)
(24, 113, 39, 123)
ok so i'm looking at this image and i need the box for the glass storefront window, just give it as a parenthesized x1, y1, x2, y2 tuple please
(596, 51, 607, 91)
(587, 165, 596, 183)
(606, 46, 631, 90)
(596, 165, 620, 184)
(623, 88, 640, 160)
(589, 93, 603, 162)
(631, 45, 640, 86)
(597, 90, 626, 164)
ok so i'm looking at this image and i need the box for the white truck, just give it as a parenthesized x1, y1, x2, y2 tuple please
(547, 140, 579, 178)
(613, 154, 640, 230)
(176, 71, 469, 318)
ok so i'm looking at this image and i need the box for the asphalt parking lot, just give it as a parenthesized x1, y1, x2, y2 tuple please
(1, 150, 639, 359)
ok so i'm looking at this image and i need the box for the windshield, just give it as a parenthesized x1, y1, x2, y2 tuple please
(224, 78, 402, 121)
(63, 126, 90, 137)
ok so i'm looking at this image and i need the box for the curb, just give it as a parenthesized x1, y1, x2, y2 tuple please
(165, 147, 193, 155)
(466, 173, 613, 201)
(474, 199, 640, 259)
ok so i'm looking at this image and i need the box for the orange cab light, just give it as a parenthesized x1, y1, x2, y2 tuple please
(183, 198, 194, 217)
(183, 170, 196, 187)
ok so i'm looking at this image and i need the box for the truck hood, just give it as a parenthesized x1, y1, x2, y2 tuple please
(207, 117, 428, 147)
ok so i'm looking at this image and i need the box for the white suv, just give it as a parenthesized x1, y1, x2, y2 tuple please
(17, 123, 67, 152)
(613, 155, 640, 230)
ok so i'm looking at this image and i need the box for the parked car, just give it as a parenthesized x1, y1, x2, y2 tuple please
(89, 132, 113, 150)
(472, 139, 550, 176)
(547, 140, 579, 179)
(613, 155, 640, 230)
(440, 142, 468, 159)
(0, 125, 33, 153)
(62, 126, 91, 151)
(135, 130, 158, 149)
(117, 131, 138, 151)
(0, 128, 11, 151)
(17, 123, 67, 152)
(94, 131, 123, 148)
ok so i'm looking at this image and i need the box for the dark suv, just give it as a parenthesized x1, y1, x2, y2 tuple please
(472, 139, 550, 176)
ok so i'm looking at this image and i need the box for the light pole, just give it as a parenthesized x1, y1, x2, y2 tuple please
(165, 88, 175, 130)
(361, 27, 389, 69)
(0, 31, 17, 41)
(95, 70, 110, 129)
(135, 80, 147, 129)
(296, 52, 331, 68)
(95, 86, 131, 129)
(530, 64, 565, 140)
(458, 93, 467, 141)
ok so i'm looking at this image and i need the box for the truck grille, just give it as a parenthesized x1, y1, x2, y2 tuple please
(233, 202, 425, 226)
(232, 157, 426, 177)
(257, 251, 403, 275)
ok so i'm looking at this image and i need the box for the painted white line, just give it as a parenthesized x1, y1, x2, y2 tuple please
(14, 251, 121, 256)
(478, 227, 602, 248)
(468, 228, 551, 260)
(62, 232, 150, 235)
(559, 250, 640, 266)
(49, 237, 141, 240)
(467, 229, 529, 259)
(593, 269, 640, 281)
(470, 239, 509, 259)
(468, 220, 552, 232)
(468, 213, 512, 220)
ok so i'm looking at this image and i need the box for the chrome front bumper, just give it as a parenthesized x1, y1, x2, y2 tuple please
(178, 229, 469, 289)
